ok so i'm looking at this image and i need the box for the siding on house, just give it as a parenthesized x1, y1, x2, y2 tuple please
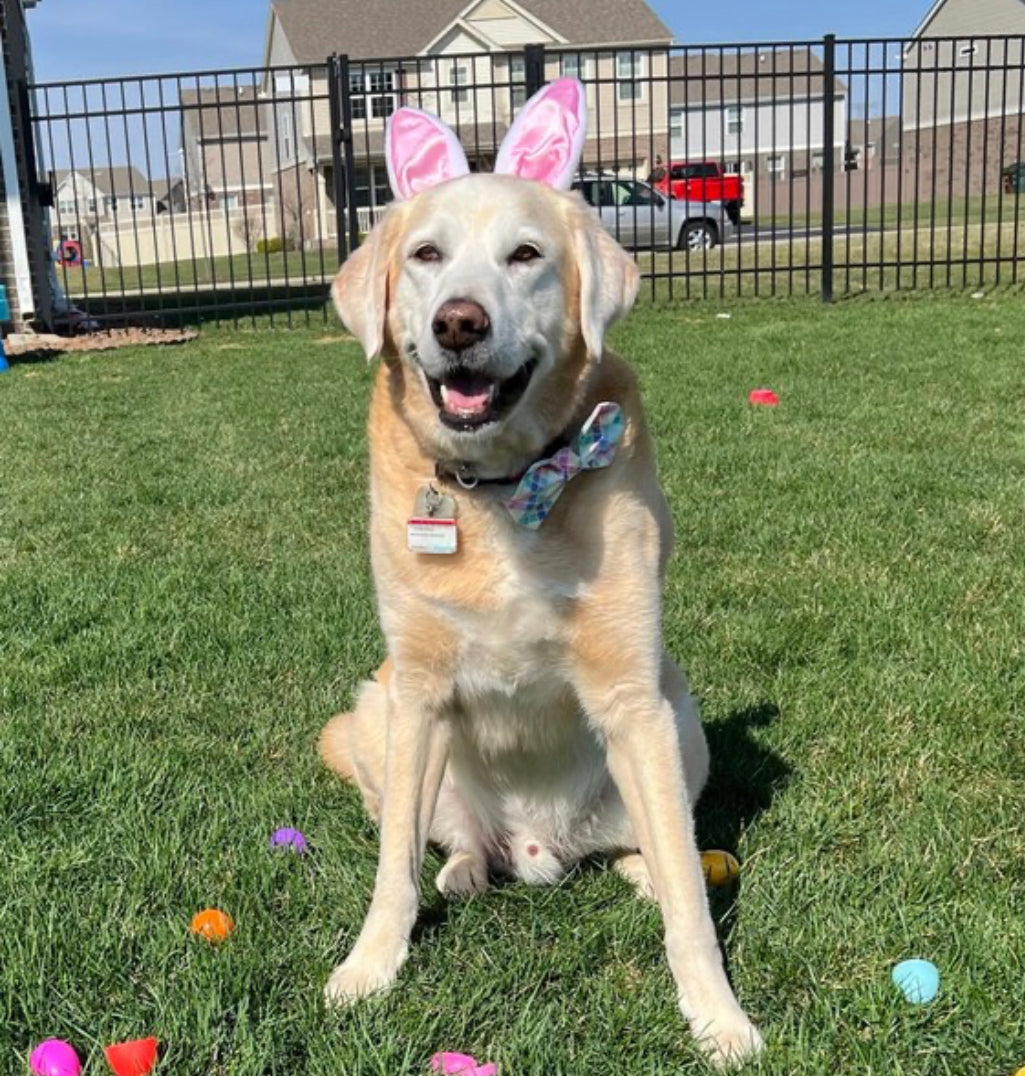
(904, 0, 1025, 129)
(912, 0, 1025, 38)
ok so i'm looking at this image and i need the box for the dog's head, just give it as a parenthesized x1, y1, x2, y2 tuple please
(332, 79, 639, 463)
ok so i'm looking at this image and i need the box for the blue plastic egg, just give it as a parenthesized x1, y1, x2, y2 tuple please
(891, 958, 940, 1004)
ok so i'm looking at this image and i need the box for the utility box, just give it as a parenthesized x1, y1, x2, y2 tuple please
(1002, 163, 1025, 195)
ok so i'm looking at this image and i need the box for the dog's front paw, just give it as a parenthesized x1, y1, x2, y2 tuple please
(323, 942, 408, 1007)
(692, 1012, 764, 1069)
(436, 851, 489, 898)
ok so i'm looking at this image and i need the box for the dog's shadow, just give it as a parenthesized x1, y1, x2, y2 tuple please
(697, 700, 789, 855)
(695, 701, 789, 965)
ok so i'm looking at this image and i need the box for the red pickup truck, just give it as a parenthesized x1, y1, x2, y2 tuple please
(649, 161, 745, 226)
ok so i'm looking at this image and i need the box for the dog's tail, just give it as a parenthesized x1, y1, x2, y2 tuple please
(318, 711, 356, 782)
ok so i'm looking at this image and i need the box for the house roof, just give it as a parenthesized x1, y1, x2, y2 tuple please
(669, 48, 846, 108)
(269, 0, 672, 64)
(180, 85, 266, 139)
(56, 166, 151, 197)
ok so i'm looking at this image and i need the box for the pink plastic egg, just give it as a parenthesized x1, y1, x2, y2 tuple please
(30, 1039, 81, 1076)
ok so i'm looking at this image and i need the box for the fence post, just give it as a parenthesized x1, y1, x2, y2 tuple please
(328, 53, 361, 262)
(821, 33, 836, 303)
(524, 44, 545, 98)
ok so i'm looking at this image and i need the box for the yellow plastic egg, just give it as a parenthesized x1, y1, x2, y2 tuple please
(701, 850, 741, 887)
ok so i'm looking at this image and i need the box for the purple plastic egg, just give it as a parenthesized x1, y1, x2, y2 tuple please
(30, 1039, 81, 1076)
(270, 827, 308, 854)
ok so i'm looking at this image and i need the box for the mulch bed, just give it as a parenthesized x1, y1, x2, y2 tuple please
(5, 327, 198, 361)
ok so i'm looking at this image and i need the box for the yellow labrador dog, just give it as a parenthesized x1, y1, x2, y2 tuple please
(321, 79, 762, 1067)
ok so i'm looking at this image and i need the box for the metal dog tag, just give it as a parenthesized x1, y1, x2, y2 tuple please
(408, 484, 458, 555)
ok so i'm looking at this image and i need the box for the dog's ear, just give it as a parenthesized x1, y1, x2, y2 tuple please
(495, 78, 587, 190)
(572, 206, 640, 361)
(386, 107, 470, 201)
(332, 211, 400, 359)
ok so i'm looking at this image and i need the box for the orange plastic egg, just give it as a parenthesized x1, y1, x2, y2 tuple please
(190, 908, 234, 943)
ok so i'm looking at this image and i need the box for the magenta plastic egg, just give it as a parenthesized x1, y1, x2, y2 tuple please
(30, 1039, 81, 1076)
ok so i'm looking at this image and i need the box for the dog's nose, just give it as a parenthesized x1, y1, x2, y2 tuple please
(432, 299, 490, 352)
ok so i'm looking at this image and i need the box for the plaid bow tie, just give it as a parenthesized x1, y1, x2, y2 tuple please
(505, 401, 624, 529)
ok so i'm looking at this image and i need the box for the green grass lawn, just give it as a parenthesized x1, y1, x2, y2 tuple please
(2, 299, 1024, 1075)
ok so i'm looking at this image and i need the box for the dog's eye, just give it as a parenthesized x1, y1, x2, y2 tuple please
(412, 244, 442, 263)
(509, 243, 542, 264)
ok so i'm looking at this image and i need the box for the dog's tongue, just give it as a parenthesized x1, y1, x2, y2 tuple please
(441, 374, 493, 415)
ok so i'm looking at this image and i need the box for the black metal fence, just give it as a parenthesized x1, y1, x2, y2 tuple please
(25, 34, 1025, 328)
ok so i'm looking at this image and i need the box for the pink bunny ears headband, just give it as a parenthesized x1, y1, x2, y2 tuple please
(385, 77, 587, 201)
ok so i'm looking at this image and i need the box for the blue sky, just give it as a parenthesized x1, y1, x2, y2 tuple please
(29, 0, 931, 83)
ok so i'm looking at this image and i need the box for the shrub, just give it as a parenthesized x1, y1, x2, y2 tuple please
(256, 237, 296, 255)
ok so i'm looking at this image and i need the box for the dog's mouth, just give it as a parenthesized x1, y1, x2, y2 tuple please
(426, 359, 538, 431)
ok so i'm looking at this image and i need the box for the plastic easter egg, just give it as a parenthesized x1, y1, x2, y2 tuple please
(269, 827, 308, 854)
(30, 1039, 81, 1076)
(103, 1036, 159, 1076)
(190, 907, 234, 943)
(891, 958, 940, 1004)
(701, 850, 740, 887)
(748, 388, 779, 406)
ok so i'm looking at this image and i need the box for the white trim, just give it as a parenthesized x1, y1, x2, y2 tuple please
(0, 54, 36, 317)
(421, 0, 566, 54)
(431, 19, 494, 54)
(908, 0, 949, 41)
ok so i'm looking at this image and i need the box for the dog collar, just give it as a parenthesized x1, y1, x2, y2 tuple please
(434, 401, 625, 528)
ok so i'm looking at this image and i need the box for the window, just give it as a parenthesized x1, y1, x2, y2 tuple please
(670, 112, 683, 141)
(671, 162, 718, 180)
(811, 150, 824, 173)
(352, 166, 372, 208)
(349, 72, 366, 120)
(58, 199, 75, 215)
(87, 199, 97, 213)
(349, 70, 395, 121)
(368, 71, 395, 118)
(372, 167, 390, 207)
(617, 51, 643, 101)
(616, 180, 659, 206)
(103, 196, 118, 213)
(726, 106, 743, 135)
(767, 155, 785, 179)
(451, 64, 469, 105)
(725, 160, 751, 177)
(131, 195, 146, 211)
(279, 111, 294, 161)
(560, 53, 587, 80)
(510, 56, 526, 109)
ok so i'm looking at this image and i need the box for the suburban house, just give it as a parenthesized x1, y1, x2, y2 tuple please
(260, 0, 675, 241)
(668, 49, 848, 187)
(180, 85, 274, 214)
(53, 166, 155, 234)
(902, 0, 1025, 197)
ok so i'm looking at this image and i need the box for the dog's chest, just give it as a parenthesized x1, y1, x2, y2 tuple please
(450, 566, 569, 699)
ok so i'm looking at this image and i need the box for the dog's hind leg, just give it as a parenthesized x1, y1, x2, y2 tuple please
(431, 782, 490, 897)
(319, 668, 390, 821)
